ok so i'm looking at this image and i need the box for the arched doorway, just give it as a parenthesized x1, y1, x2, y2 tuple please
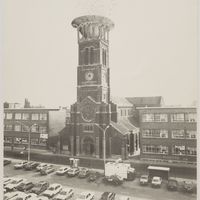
(82, 137, 95, 156)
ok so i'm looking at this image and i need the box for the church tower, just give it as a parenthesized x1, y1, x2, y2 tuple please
(70, 16, 114, 157)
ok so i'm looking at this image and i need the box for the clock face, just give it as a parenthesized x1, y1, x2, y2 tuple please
(85, 71, 94, 81)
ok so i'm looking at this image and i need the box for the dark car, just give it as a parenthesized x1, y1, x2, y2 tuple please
(87, 172, 99, 182)
(100, 192, 116, 200)
(24, 162, 40, 170)
(4, 159, 11, 166)
(15, 180, 34, 192)
(167, 179, 178, 191)
(40, 166, 55, 175)
(30, 181, 49, 195)
(103, 175, 123, 186)
(183, 181, 194, 193)
(78, 168, 90, 178)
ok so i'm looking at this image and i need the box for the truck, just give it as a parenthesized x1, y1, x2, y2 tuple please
(105, 160, 136, 181)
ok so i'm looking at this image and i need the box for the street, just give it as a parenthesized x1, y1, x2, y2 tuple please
(4, 158, 197, 200)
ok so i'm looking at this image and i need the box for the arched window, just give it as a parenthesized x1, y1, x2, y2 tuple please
(90, 47, 94, 64)
(85, 48, 89, 65)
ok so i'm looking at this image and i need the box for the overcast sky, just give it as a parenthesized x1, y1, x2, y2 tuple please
(3, 0, 198, 107)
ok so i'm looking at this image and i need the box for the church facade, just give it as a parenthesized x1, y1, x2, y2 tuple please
(61, 16, 140, 159)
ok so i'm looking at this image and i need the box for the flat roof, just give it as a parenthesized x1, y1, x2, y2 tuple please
(136, 106, 196, 110)
(4, 108, 60, 111)
(148, 166, 170, 171)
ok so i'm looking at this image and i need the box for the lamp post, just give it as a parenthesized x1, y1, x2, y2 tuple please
(16, 121, 37, 162)
(95, 124, 110, 174)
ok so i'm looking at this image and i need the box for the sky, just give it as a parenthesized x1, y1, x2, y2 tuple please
(3, 0, 198, 107)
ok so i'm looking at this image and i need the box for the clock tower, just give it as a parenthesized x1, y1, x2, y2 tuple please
(69, 16, 115, 157)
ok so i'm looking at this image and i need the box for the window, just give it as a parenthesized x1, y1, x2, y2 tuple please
(6, 113, 13, 119)
(22, 125, 29, 132)
(142, 129, 168, 138)
(14, 125, 21, 132)
(4, 137, 12, 143)
(32, 113, 39, 120)
(171, 113, 184, 122)
(39, 138, 47, 146)
(142, 145, 168, 154)
(90, 47, 94, 64)
(171, 130, 185, 139)
(186, 147, 196, 156)
(22, 113, 29, 120)
(15, 113, 21, 120)
(172, 145, 185, 155)
(142, 114, 154, 122)
(154, 114, 168, 122)
(85, 48, 89, 65)
(31, 138, 39, 145)
(186, 131, 196, 139)
(39, 113, 47, 120)
(4, 125, 12, 131)
(31, 124, 39, 133)
(83, 124, 94, 132)
(39, 126, 47, 134)
(185, 113, 197, 122)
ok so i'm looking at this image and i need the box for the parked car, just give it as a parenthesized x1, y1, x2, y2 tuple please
(4, 177, 13, 187)
(36, 163, 48, 171)
(24, 162, 40, 170)
(87, 172, 99, 182)
(42, 183, 62, 198)
(23, 193, 38, 200)
(103, 175, 123, 186)
(182, 180, 194, 193)
(53, 187, 74, 200)
(15, 180, 34, 192)
(4, 191, 22, 200)
(11, 192, 37, 200)
(56, 167, 70, 175)
(5, 178, 26, 191)
(67, 168, 80, 177)
(100, 192, 116, 200)
(78, 168, 90, 178)
(14, 161, 28, 169)
(4, 159, 11, 166)
(151, 176, 162, 188)
(40, 166, 55, 175)
(35, 196, 49, 200)
(139, 175, 149, 186)
(167, 178, 178, 191)
(30, 181, 49, 195)
(118, 195, 131, 200)
(76, 191, 94, 200)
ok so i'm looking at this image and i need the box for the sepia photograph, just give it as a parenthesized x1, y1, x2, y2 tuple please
(1, 0, 198, 200)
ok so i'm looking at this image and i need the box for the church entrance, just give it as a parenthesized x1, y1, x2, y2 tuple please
(82, 137, 95, 156)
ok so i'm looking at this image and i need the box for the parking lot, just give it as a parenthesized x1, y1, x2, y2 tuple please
(4, 158, 197, 200)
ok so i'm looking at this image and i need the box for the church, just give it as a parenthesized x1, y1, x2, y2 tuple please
(59, 15, 140, 160)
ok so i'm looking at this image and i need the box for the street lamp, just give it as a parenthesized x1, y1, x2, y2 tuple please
(95, 123, 110, 174)
(16, 121, 37, 162)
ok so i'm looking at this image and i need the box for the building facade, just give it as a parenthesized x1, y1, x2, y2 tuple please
(4, 107, 66, 150)
(137, 107, 197, 162)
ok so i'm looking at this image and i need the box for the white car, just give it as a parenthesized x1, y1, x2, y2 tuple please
(14, 161, 28, 169)
(5, 178, 26, 191)
(56, 167, 70, 175)
(35, 196, 49, 200)
(36, 163, 48, 171)
(118, 195, 131, 200)
(67, 168, 80, 177)
(11, 192, 37, 200)
(151, 176, 162, 187)
(4, 177, 14, 186)
(42, 183, 62, 198)
(4, 191, 20, 200)
(76, 191, 94, 200)
(53, 187, 74, 200)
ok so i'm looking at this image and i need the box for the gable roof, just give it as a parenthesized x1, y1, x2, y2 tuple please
(111, 96, 133, 107)
(126, 96, 163, 107)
